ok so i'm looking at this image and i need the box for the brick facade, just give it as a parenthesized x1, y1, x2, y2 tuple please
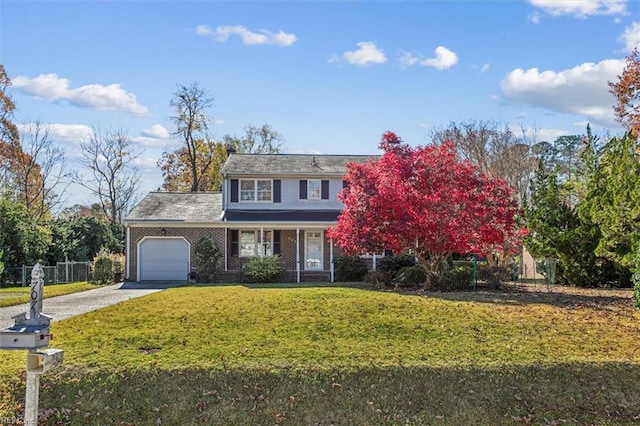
(128, 226, 225, 281)
(128, 225, 344, 282)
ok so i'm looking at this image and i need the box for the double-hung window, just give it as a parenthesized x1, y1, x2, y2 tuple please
(240, 179, 272, 202)
(239, 230, 273, 257)
(308, 180, 321, 200)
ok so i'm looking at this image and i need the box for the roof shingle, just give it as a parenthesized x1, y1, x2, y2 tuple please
(222, 153, 377, 176)
(124, 192, 222, 222)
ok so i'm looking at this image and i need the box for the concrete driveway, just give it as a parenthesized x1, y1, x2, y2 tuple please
(0, 281, 184, 329)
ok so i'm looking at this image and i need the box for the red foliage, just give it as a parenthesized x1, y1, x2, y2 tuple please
(328, 132, 524, 273)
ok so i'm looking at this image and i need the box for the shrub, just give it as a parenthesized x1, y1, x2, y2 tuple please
(334, 255, 369, 282)
(111, 253, 125, 274)
(478, 265, 511, 289)
(395, 266, 426, 288)
(92, 248, 114, 284)
(377, 254, 416, 275)
(194, 237, 222, 283)
(365, 270, 394, 289)
(433, 265, 473, 291)
(243, 255, 283, 283)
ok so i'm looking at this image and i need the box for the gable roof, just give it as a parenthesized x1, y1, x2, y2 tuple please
(124, 192, 222, 223)
(222, 153, 377, 176)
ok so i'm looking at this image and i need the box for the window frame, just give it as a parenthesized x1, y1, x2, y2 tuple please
(308, 179, 322, 200)
(239, 229, 274, 258)
(239, 179, 273, 203)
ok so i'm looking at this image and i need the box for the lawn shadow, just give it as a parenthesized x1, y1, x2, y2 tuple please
(185, 281, 373, 290)
(119, 281, 189, 290)
(420, 285, 633, 310)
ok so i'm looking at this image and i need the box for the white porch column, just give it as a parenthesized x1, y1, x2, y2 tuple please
(260, 227, 264, 256)
(329, 237, 334, 282)
(372, 253, 377, 271)
(296, 227, 301, 283)
(224, 227, 228, 271)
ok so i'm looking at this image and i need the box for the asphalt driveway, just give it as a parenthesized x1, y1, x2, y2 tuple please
(0, 282, 184, 329)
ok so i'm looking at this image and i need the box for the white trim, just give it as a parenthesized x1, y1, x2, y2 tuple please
(136, 236, 190, 282)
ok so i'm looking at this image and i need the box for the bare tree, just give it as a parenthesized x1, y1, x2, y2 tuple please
(74, 128, 141, 223)
(430, 119, 537, 206)
(170, 83, 215, 192)
(12, 121, 70, 219)
(222, 123, 284, 154)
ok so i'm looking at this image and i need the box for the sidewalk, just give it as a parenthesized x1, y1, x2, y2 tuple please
(0, 282, 183, 329)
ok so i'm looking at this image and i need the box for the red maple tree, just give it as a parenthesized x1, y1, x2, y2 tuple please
(328, 131, 524, 284)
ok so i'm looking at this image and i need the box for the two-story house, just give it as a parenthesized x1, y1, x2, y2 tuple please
(123, 153, 375, 282)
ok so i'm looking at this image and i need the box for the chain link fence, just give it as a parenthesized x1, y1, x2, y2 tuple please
(1, 262, 92, 287)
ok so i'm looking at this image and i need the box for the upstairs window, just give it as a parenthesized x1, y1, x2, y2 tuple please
(240, 180, 255, 201)
(300, 179, 330, 200)
(239, 179, 272, 202)
(308, 180, 321, 200)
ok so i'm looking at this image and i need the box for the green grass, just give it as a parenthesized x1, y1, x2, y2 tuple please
(1, 284, 639, 424)
(0, 282, 100, 307)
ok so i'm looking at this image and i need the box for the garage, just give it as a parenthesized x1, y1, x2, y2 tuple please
(138, 237, 190, 281)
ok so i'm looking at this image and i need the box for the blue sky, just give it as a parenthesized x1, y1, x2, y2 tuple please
(2, 0, 639, 208)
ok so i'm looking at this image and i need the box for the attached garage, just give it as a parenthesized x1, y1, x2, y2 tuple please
(138, 237, 190, 281)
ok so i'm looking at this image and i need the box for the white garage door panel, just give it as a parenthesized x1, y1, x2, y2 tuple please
(139, 238, 189, 281)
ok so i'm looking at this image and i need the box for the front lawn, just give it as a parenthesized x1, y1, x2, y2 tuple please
(0, 282, 100, 307)
(1, 284, 639, 424)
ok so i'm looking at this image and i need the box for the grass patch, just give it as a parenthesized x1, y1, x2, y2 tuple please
(1, 285, 639, 424)
(0, 282, 99, 307)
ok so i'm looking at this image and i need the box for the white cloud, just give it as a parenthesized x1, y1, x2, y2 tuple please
(330, 42, 387, 67)
(397, 46, 458, 70)
(398, 51, 419, 68)
(420, 46, 459, 70)
(500, 59, 625, 126)
(17, 123, 93, 144)
(529, 0, 627, 18)
(141, 124, 170, 140)
(196, 24, 297, 46)
(473, 63, 491, 73)
(132, 157, 160, 171)
(528, 11, 541, 24)
(13, 73, 149, 116)
(524, 127, 573, 143)
(132, 124, 174, 148)
(619, 21, 640, 52)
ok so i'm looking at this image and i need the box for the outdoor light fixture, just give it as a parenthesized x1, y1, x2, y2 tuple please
(161, 228, 166, 235)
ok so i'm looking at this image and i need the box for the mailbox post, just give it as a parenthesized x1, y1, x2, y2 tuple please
(0, 263, 64, 425)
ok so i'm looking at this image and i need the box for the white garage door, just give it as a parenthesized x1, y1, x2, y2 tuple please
(139, 238, 190, 281)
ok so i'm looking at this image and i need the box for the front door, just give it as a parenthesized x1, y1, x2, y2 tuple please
(305, 231, 323, 270)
